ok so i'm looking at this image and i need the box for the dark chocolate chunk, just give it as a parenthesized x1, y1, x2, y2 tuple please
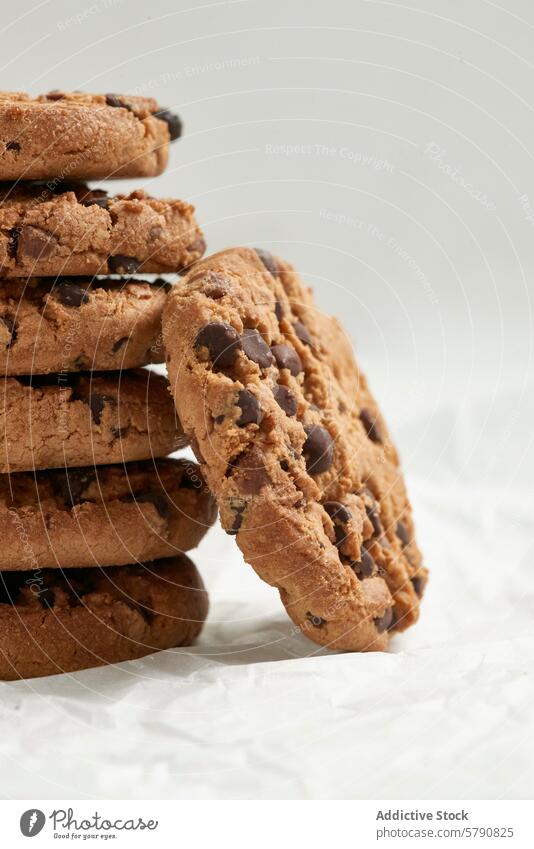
(374, 607, 394, 633)
(236, 389, 263, 426)
(280, 459, 290, 471)
(271, 343, 302, 376)
(6, 140, 20, 151)
(108, 255, 141, 275)
(0, 316, 17, 348)
(7, 227, 20, 258)
(18, 226, 58, 259)
(303, 425, 335, 475)
(154, 108, 182, 141)
(54, 468, 96, 507)
(112, 336, 128, 353)
(45, 90, 64, 101)
(366, 505, 383, 537)
(195, 322, 242, 368)
(227, 503, 245, 535)
(273, 384, 297, 417)
(411, 575, 424, 597)
(306, 611, 326, 627)
(241, 329, 274, 368)
(81, 195, 109, 209)
(360, 408, 383, 444)
(55, 281, 90, 307)
(105, 93, 133, 110)
(396, 520, 410, 547)
(87, 394, 108, 425)
(254, 248, 278, 277)
(294, 319, 312, 346)
(324, 500, 352, 524)
(274, 301, 284, 320)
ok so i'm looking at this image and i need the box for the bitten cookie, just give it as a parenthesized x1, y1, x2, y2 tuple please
(0, 458, 216, 569)
(163, 247, 428, 652)
(0, 91, 181, 180)
(0, 183, 205, 278)
(0, 369, 185, 472)
(0, 276, 169, 375)
(0, 555, 208, 680)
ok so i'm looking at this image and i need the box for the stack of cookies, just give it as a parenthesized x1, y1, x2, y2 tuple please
(0, 90, 430, 679)
(0, 92, 215, 680)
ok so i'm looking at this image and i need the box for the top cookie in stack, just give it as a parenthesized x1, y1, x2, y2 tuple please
(0, 92, 213, 680)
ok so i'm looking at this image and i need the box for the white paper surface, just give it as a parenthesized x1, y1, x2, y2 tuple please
(1, 373, 532, 801)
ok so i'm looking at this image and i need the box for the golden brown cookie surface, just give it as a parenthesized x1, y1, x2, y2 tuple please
(0, 555, 208, 680)
(0, 183, 205, 278)
(0, 368, 185, 472)
(163, 247, 427, 651)
(0, 91, 181, 180)
(0, 276, 170, 375)
(0, 458, 216, 569)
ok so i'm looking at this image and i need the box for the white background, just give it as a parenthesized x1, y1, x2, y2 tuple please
(0, 0, 533, 800)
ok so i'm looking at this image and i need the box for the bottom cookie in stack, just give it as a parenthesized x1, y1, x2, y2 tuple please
(0, 556, 208, 680)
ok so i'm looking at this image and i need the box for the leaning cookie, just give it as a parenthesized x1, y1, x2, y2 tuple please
(0, 91, 181, 180)
(0, 276, 169, 375)
(0, 369, 184, 472)
(0, 183, 205, 278)
(0, 555, 208, 680)
(0, 458, 216, 570)
(163, 247, 428, 652)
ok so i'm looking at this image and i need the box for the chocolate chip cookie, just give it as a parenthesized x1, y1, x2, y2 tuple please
(0, 91, 181, 180)
(0, 369, 185, 472)
(0, 458, 216, 570)
(0, 183, 205, 278)
(163, 247, 428, 652)
(0, 555, 208, 680)
(0, 276, 169, 375)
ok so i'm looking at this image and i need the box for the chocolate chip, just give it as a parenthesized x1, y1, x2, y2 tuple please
(110, 425, 126, 439)
(227, 503, 245, 535)
(273, 384, 297, 417)
(7, 227, 20, 258)
(360, 408, 383, 444)
(305, 611, 326, 627)
(39, 588, 55, 609)
(366, 505, 383, 537)
(374, 607, 394, 633)
(105, 93, 133, 110)
(280, 459, 290, 471)
(411, 575, 424, 597)
(241, 329, 274, 368)
(81, 195, 109, 209)
(396, 520, 410, 547)
(294, 319, 312, 346)
(254, 248, 278, 276)
(271, 343, 302, 376)
(359, 547, 376, 578)
(154, 108, 182, 141)
(54, 468, 96, 507)
(18, 226, 57, 259)
(324, 500, 352, 524)
(0, 316, 17, 348)
(149, 225, 162, 241)
(6, 140, 20, 151)
(45, 90, 64, 101)
(303, 425, 335, 475)
(112, 336, 128, 353)
(87, 394, 108, 425)
(237, 389, 263, 426)
(195, 322, 242, 368)
(275, 301, 284, 320)
(108, 255, 140, 274)
(214, 414, 225, 424)
(55, 281, 90, 307)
